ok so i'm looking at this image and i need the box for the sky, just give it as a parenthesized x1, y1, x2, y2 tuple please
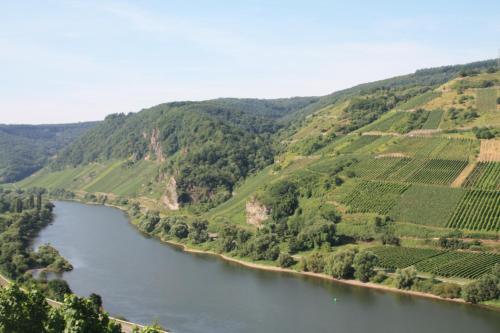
(1, 0, 499, 124)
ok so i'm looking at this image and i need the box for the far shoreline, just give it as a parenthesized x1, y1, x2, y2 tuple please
(51, 198, 500, 312)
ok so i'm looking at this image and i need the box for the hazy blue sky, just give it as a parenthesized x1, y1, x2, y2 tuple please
(1, 0, 499, 124)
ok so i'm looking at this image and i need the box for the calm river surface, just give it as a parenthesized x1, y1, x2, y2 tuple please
(33, 201, 500, 333)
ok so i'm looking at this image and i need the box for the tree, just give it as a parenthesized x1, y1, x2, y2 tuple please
(319, 206, 341, 223)
(395, 266, 417, 290)
(266, 181, 299, 221)
(325, 249, 357, 279)
(380, 231, 400, 246)
(171, 222, 189, 239)
(462, 274, 499, 304)
(296, 222, 338, 250)
(89, 293, 103, 312)
(189, 220, 209, 244)
(353, 251, 379, 282)
(55, 294, 122, 333)
(47, 279, 72, 301)
(304, 252, 325, 273)
(277, 253, 295, 268)
(0, 284, 48, 333)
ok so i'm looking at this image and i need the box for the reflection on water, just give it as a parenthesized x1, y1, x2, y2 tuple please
(33, 201, 500, 333)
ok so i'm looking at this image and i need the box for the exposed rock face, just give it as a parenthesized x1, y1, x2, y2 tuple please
(162, 176, 179, 210)
(150, 128, 165, 162)
(245, 197, 269, 227)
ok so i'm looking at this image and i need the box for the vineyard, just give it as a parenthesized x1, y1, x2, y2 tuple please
(341, 180, 409, 214)
(462, 162, 500, 190)
(390, 185, 464, 227)
(380, 137, 446, 158)
(338, 135, 380, 154)
(350, 157, 470, 186)
(406, 159, 468, 185)
(362, 112, 408, 133)
(398, 91, 441, 110)
(446, 189, 500, 231)
(371, 246, 500, 279)
(430, 138, 478, 161)
(350, 157, 408, 179)
(415, 251, 500, 279)
(421, 109, 443, 129)
(380, 137, 477, 160)
(476, 88, 498, 113)
(370, 246, 443, 270)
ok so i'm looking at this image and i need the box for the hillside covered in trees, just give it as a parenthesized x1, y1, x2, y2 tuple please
(0, 123, 97, 183)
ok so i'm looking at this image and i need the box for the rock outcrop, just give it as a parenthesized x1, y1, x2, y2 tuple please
(162, 176, 179, 210)
(245, 197, 269, 227)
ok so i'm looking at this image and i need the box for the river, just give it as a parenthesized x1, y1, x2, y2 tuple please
(32, 201, 500, 333)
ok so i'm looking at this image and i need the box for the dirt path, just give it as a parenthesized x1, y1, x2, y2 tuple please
(451, 162, 477, 188)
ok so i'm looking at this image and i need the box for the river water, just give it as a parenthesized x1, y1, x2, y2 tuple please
(33, 201, 500, 333)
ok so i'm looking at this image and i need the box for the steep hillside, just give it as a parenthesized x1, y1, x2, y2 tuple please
(17, 59, 499, 213)
(0, 122, 97, 183)
(11, 59, 500, 305)
(21, 98, 320, 207)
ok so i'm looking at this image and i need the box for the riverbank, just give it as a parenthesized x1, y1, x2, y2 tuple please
(51, 198, 500, 312)
(163, 240, 474, 305)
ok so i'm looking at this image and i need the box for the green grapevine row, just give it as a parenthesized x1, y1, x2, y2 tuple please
(447, 189, 500, 231)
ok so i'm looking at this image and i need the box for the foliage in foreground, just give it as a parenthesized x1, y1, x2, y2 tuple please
(0, 284, 161, 333)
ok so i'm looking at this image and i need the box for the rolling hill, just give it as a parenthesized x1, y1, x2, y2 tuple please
(0, 122, 98, 183)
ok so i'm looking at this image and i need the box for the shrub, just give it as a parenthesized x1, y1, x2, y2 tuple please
(277, 253, 295, 268)
(395, 266, 417, 289)
(380, 232, 400, 246)
(371, 271, 388, 283)
(431, 283, 462, 299)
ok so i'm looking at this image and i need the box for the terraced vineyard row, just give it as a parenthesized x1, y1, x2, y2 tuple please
(463, 162, 500, 190)
(447, 189, 500, 231)
(370, 246, 443, 270)
(421, 109, 443, 129)
(351, 157, 468, 186)
(341, 180, 409, 214)
(476, 88, 498, 113)
(407, 159, 468, 185)
(338, 135, 380, 154)
(415, 251, 500, 279)
(372, 246, 500, 279)
(350, 157, 408, 179)
(380, 137, 477, 160)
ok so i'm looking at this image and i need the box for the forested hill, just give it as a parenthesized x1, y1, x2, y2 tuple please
(17, 58, 499, 210)
(0, 122, 97, 183)
(45, 98, 319, 204)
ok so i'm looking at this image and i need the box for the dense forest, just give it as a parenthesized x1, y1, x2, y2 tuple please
(50, 98, 319, 205)
(0, 123, 97, 183)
